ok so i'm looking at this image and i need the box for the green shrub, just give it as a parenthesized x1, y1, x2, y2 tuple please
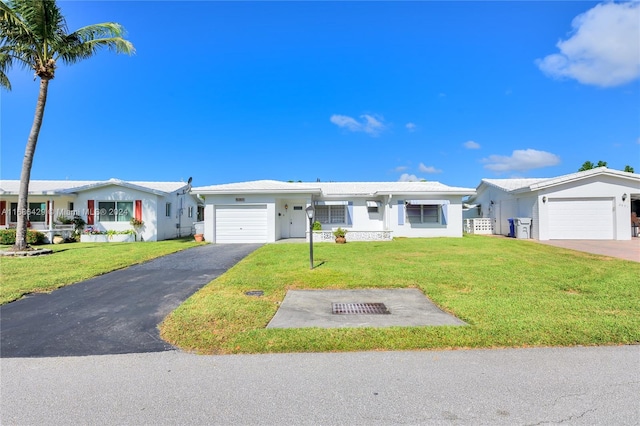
(312, 221, 322, 231)
(0, 229, 47, 245)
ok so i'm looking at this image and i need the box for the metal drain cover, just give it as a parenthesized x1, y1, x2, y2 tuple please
(332, 302, 390, 315)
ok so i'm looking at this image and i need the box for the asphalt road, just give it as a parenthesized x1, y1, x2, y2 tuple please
(1, 346, 638, 425)
(0, 243, 262, 358)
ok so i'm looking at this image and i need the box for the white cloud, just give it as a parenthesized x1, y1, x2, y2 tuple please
(330, 113, 386, 136)
(482, 149, 560, 172)
(394, 166, 409, 172)
(464, 140, 481, 149)
(536, 2, 640, 87)
(418, 163, 442, 173)
(398, 173, 421, 182)
(405, 122, 416, 132)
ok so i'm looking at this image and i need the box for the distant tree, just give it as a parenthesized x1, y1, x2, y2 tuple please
(624, 165, 635, 173)
(596, 160, 608, 168)
(578, 161, 595, 171)
(0, 0, 134, 250)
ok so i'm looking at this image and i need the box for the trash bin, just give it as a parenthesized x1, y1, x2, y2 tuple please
(515, 217, 531, 239)
(508, 218, 515, 238)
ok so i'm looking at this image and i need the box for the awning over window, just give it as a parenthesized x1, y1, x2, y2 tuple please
(315, 200, 348, 206)
(366, 200, 380, 208)
(407, 199, 450, 205)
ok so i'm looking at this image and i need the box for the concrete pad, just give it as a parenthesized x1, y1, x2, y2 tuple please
(535, 238, 640, 263)
(267, 289, 466, 329)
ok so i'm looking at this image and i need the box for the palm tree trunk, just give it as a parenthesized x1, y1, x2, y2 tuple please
(14, 78, 49, 250)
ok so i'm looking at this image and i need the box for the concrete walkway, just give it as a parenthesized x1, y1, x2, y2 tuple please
(536, 238, 640, 262)
(0, 243, 261, 358)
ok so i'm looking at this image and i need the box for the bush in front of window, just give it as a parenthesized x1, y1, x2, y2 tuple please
(0, 229, 46, 245)
(312, 221, 322, 231)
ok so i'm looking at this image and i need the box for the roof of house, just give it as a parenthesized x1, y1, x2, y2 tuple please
(192, 180, 476, 197)
(479, 178, 548, 192)
(0, 178, 190, 196)
(478, 167, 640, 194)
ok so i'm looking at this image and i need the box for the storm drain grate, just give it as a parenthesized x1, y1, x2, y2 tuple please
(332, 303, 390, 315)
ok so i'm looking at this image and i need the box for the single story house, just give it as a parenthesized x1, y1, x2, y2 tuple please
(0, 178, 203, 242)
(191, 180, 476, 243)
(465, 167, 640, 240)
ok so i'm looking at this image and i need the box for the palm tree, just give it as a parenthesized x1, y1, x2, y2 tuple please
(0, 0, 134, 250)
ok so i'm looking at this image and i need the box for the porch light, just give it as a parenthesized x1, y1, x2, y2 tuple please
(622, 193, 627, 202)
(305, 205, 314, 269)
(284, 204, 288, 210)
(542, 196, 547, 203)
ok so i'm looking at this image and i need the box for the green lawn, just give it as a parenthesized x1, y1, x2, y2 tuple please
(0, 238, 201, 304)
(160, 235, 640, 354)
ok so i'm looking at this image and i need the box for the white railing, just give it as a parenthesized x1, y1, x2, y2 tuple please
(464, 218, 494, 235)
(311, 230, 393, 242)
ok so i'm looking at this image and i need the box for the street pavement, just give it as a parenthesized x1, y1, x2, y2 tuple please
(0, 243, 262, 357)
(1, 346, 638, 425)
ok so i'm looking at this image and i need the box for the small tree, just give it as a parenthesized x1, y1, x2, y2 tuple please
(596, 160, 608, 168)
(624, 165, 635, 173)
(578, 161, 595, 172)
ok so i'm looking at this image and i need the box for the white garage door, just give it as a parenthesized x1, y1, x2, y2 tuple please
(548, 198, 613, 240)
(215, 205, 268, 243)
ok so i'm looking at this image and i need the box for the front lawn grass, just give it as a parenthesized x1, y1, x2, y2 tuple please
(0, 238, 201, 304)
(160, 235, 640, 354)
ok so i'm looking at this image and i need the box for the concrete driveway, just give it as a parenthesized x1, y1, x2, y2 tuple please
(0, 243, 261, 358)
(536, 238, 640, 262)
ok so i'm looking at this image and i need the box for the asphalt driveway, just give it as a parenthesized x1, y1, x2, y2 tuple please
(0, 243, 261, 358)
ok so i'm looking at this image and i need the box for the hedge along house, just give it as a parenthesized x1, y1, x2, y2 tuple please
(192, 180, 476, 243)
(0, 179, 203, 242)
(465, 168, 640, 240)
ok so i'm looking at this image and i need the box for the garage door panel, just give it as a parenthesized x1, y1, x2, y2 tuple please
(548, 198, 613, 239)
(215, 205, 267, 243)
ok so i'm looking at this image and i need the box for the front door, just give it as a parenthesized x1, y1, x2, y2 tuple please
(289, 205, 306, 238)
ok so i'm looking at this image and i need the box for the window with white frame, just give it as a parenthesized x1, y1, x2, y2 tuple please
(166, 202, 172, 217)
(314, 205, 346, 224)
(98, 201, 133, 222)
(406, 204, 439, 223)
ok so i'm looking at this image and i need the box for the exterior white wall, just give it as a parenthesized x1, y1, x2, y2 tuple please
(155, 192, 200, 241)
(201, 193, 466, 242)
(202, 194, 279, 243)
(474, 174, 639, 240)
(351, 199, 385, 232)
(535, 176, 636, 241)
(75, 185, 160, 241)
(387, 195, 465, 238)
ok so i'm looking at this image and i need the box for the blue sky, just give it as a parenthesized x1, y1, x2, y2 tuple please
(1, 1, 639, 189)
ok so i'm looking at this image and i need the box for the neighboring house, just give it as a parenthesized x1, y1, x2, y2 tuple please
(192, 180, 476, 243)
(465, 167, 640, 240)
(0, 178, 203, 242)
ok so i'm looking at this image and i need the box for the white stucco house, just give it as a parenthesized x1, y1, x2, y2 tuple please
(465, 168, 640, 240)
(0, 178, 203, 242)
(191, 180, 476, 243)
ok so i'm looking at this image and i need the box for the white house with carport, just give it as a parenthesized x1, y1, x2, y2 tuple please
(192, 180, 476, 243)
(0, 178, 203, 242)
(465, 168, 640, 240)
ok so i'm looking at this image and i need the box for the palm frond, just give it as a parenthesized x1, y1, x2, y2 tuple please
(1, 0, 134, 77)
(59, 22, 135, 62)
